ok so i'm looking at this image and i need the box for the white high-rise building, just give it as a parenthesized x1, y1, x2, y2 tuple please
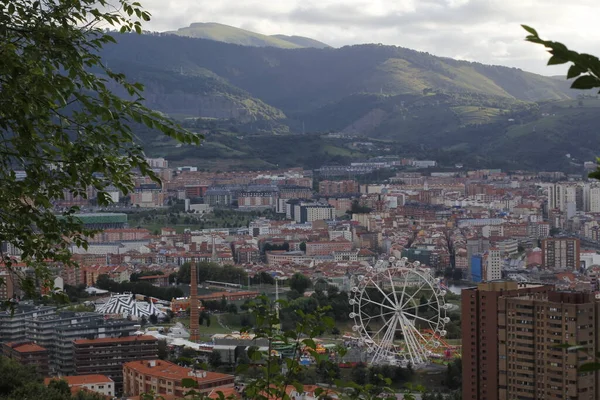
(590, 187, 600, 213)
(546, 183, 581, 214)
(485, 248, 503, 281)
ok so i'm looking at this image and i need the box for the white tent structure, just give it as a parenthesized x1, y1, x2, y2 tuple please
(95, 292, 166, 319)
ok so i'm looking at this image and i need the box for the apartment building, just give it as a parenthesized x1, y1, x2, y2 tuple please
(237, 189, 278, 209)
(296, 203, 335, 223)
(2, 341, 49, 376)
(74, 335, 158, 392)
(541, 237, 581, 270)
(123, 360, 234, 398)
(461, 281, 554, 400)
(498, 291, 599, 399)
(305, 240, 353, 256)
(485, 248, 503, 281)
(25, 311, 136, 376)
(318, 180, 358, 196)
(0, 304, 56, 343)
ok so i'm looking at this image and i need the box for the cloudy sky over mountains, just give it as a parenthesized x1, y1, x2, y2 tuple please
(141, 0, 598, 75)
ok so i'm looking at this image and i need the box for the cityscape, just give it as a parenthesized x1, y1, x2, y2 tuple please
(3, 1, 600, 400)
(4, 159, 600, 399)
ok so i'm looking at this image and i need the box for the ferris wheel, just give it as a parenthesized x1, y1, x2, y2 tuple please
(348, 257, 450, 366)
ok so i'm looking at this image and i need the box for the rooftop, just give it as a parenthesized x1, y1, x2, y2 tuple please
(45, 374, 113, 386)
(123, 360, 233, 384)
(4, 342, 47, 353)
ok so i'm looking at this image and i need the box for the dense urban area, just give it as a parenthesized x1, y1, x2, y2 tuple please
(3, 157, 600, 399)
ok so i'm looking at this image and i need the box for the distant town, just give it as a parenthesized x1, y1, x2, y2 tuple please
(2, 156, 600, 399)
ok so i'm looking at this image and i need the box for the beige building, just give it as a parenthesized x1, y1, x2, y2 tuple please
(123, 360, 234, 398)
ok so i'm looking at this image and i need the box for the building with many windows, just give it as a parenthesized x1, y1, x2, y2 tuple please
(2, 341, 49, 376)
(26, 311, 137, 376)
(305, 240, 353, 256)
(123, 360, 234, 398)
(0, 304, 56, 343)
(461, 281, 553, 400)
(541, 237, 581, 270)
(498, 290, 599, 400)
(318, 180, 358, 196)
(74, 335, 158, 392)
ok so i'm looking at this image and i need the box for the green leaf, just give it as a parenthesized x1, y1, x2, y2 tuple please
(292, 382, 303, 393)
(521, 25, 538, 37)
(248, 347, 262, 361)
(571, 75, 600, 90)
(567, 64, 586, 79)
(547, 55, 567, 65)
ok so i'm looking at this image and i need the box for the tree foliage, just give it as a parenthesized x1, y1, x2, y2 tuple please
(95, 274, 183, 301)
(177, 262, 247, 285)
(289, 273, 312, 295)
(0, 357, 104, 399)
(208, 350, 222, 369)
(250, 271, 275, 285)
(0, 0, 200, 294)
(523, 25, 600, 181)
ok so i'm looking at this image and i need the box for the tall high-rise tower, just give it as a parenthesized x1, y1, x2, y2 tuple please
(211, 234, 218, 263)
(462, 281, 553, 400)
(189, 263, 199, 342)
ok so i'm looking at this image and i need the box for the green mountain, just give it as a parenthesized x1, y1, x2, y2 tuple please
(168, 22, 329, 49)
(97, 33, 599, 172)
(103, 33, 571, 113)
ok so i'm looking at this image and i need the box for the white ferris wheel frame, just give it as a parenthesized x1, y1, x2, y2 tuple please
(349, 258, 450, 366)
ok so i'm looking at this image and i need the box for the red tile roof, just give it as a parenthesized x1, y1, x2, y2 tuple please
(44, 375, 113, 386)
(123, 360, 234, 384)
(5, 342, 47, 353)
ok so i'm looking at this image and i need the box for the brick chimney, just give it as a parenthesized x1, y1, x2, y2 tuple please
(189, 264, 199, 342)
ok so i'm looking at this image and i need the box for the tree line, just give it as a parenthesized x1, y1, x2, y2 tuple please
(95, 274, 183, 301)
(176, 262, 248, 285)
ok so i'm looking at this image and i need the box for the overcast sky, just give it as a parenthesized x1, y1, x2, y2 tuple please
(139, 0, 598, 75)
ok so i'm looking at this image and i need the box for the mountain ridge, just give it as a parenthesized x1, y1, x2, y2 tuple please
(104, 33, 571, 112)
(95, 32, 599, 172)
(167, 22, 330, 49)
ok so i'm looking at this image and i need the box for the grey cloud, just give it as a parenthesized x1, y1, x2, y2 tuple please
(135, 0, 599, 75)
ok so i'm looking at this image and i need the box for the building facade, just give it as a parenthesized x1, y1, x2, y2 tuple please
(74, 335, 158, 392)
(541, 237, 581, 270)
(498, 291, 599, 400)
(305, 240, 353, 256)
(461, 281, 554, 400)
(2, 341, 49, 376)
(318, 180, 359, 196)
(123, 360, 234, 398)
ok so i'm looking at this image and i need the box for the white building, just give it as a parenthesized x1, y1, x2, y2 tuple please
(145, 157, 168, 169)
(590, 187, 600, 213)
(485, 248, 503, 281)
